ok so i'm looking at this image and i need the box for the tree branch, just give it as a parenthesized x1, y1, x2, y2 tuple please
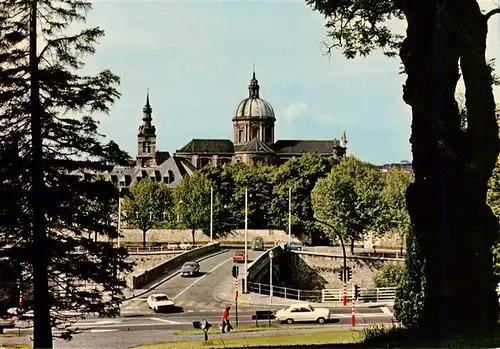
(485, 8, 500, 22)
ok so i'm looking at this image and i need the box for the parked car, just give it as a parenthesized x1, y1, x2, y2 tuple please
(251, 237, 264, 251)
(232, 250, 248, 263)
(284, 241, 303, 251)
(275, 303, 330, 324)
(147, 293, 175, 313)
(180, 261, 200, 277)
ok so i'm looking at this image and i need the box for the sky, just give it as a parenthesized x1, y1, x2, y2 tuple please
(80, 0, 500, 165)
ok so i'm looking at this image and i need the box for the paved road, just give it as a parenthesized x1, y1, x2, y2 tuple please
(121, 250, 266, 315)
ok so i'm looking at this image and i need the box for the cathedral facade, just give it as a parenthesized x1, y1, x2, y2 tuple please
(105, 71, 348, 188)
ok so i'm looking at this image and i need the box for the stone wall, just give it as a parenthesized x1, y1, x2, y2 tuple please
(126, 253, 181, 272)
(290, 253, 403, 289)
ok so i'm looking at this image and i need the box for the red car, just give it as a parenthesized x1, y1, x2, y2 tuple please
(232, 250, 247, 263)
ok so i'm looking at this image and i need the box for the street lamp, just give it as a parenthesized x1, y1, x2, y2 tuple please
(210, 186, 213, 244)
(244, 188, 248, 294)
(269, 250, 274, 304)
(177, 200, 184, 223)
(117, 188, 122, 248)
(288, 187, 292, 246)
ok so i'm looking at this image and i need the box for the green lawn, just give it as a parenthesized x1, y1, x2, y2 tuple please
(132, 330, 363, 349)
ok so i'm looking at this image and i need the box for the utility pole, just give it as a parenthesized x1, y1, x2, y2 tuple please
(269, 250, 274, 304)
(117, 189, 122, 248)
(244, 188, 248, 294)
(210, 186, 213, 244)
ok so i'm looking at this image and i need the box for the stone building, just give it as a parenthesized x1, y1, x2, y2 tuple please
(100, 70, 348, 188)
(174, 70, 348, 167)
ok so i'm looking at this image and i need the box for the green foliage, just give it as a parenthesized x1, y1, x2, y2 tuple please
(311, 156, 383, 247)
(0, 0, 133, 340)
(379, 169, 414, 245)
(305, 0, 404, 58)
(123, 179, 174, 246)
(270, 152, 337, 244)
(394, 228, 426, 329)
(372, 261, 405, 288)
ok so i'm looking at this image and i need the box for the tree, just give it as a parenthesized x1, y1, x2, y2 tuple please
(307, 0, 500, 333)
(311, 156, 383, 253)
(123, 179, 174, 247)
(173, 171, 218, 244)
(270, 152, 337, 244)
(372, 261, 405, 288)
(380, 169, 414, 253)
(0, 0, 134, 345)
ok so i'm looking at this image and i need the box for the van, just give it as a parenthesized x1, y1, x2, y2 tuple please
(251, 237, 264, 251)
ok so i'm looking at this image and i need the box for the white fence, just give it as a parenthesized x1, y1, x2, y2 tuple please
(321, 286, 397, 303)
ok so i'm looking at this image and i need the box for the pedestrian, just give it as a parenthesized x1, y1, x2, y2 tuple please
(221, 305, 231, 333)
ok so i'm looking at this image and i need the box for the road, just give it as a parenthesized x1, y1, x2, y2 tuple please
(121, 249, 265, 314)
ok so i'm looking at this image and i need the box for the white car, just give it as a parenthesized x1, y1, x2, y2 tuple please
(275, 303, 330, 324)
(146, 293, 175, 313)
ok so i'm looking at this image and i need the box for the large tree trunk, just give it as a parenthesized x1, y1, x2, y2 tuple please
(30, 1, 53, 347)
(142, 230, 147, 248)
(191, 228, 196, 246)
(401, 0, 499, 334)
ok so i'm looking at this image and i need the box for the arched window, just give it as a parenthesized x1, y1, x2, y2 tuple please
(251, 127, 258, 140)
(238, 129, 244, 143)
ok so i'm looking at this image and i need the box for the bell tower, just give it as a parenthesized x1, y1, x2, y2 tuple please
(137, 90, 157, 167)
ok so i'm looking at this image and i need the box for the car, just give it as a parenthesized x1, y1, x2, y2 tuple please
(147, 293, 175, 313)
(232, 250, 247, 263)
(180, 261, 200, 277)
(251, 237, 264, 251)
(275, 303, 330, 324)
(284, 241, 303, 251)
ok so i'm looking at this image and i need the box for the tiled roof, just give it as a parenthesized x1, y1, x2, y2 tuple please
(156, 151, 170, 164)
(176, 139, 234, 154)
(273, 140, 341, 154)
(236, 138, 275, 154)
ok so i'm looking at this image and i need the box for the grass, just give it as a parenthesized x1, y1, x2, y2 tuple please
(132, 330, 363, 349)
(173, 324, 281, 335)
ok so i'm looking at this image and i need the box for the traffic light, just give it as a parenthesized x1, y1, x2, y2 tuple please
(354, 284, 360, 300)
(347, 268, 352, 282)
(232, 265, 239, 278)
(338, 270, 344, 282)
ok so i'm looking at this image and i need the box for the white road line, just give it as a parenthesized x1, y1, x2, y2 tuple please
(381, 307, 392, 315)
(149, 317, 181, 324)
(74, 320, 118, 326)
(172, 257, 233, 301)
(88, 329, 119, 333)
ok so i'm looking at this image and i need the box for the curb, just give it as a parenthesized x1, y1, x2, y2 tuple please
(125, 249, 230, 301)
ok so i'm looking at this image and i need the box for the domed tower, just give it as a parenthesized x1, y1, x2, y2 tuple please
(232, 70, 276, 145)
(137, 90, 157, 167)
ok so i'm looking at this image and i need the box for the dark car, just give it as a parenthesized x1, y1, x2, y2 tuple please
(180, 262, 200, 277)
(284, 242, 303, 251)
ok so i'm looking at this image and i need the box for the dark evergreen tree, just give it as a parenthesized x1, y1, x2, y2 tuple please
(0, 0, 133, 346)
(307, 0, 500, 335)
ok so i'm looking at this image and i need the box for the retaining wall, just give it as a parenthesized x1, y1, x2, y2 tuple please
(129, 243, 220, 290)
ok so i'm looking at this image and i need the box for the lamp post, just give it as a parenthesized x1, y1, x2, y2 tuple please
(244, 188, 248, 294)
(269, 250, 274, 304)
(210, 186, 213, 244)
(177, 200, 184, 223)
(288, 187, 291, 246)
(117, 190, 122, 248)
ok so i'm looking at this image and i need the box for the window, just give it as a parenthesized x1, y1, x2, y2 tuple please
(147, 142, 152, 153)
(168, 170, 174, 183)
(252, 128, 258, 140)
(238, 129, 244, 143)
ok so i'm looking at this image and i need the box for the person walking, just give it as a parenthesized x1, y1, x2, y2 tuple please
(221, 305, 231, 333)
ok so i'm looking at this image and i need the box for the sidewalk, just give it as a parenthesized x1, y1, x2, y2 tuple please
(214, 280, 394, 309)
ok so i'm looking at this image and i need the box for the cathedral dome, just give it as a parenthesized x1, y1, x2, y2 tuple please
(233, 72, 276, 121)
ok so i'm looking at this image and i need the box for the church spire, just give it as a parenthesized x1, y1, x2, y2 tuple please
(248, 65, 260, 98)
(138, 89, 156, 136)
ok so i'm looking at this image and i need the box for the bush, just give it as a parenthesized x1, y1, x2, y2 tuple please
(372, 262, 405, 288)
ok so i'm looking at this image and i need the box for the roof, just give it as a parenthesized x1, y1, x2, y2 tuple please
(235, 138, 275, 154)
(273, 140, 341, 154)
(155, 151, 170, 164)
(176, 139, 234, 154)
(233, 97, 275, 120)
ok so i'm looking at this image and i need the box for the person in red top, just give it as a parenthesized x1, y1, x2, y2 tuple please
(221, 306, 231, 333)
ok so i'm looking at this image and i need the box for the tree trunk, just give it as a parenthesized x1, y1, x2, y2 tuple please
(191, 228, 196, 246)
(29, 2, 53, 347)
(142, 230, 147, 248)
(350, 239, 354, 255)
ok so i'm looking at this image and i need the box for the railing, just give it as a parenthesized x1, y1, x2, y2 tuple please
(247, 282, 322, 303)
(321, 286, 397, 303)
(300, 246, 406, 259)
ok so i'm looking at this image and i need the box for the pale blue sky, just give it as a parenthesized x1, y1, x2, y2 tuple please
(82, 0, 500, 165)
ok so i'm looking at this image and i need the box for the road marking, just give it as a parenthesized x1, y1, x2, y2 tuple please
(88, 329, 119, 333)
(172, 257, 233, 300)
(149, 317, 181, 324)
(200, 310, 206, 312)
(381, 307, 392, 315)
(188, 310, 194, 312)
(76, 320, 117, 326)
